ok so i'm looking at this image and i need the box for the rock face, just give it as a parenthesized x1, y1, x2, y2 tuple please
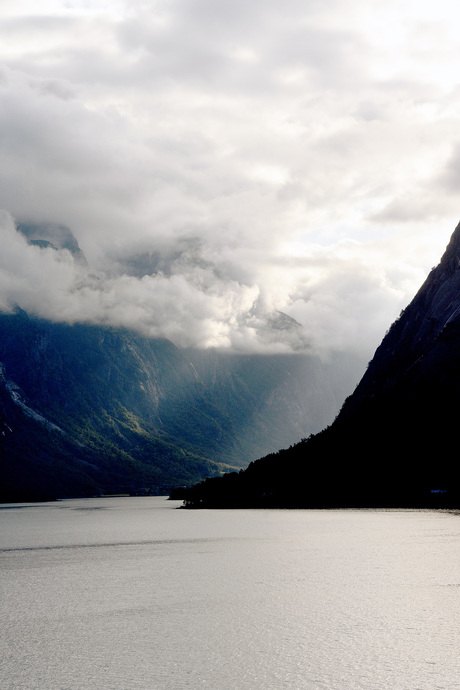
(341, 222, 460, 414)
(0, 310, 345, 501)
(329, 221, 460, 504)
(180, 221, 460, 508)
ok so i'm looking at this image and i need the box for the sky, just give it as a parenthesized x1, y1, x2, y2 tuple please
(0, 0, 459, 360)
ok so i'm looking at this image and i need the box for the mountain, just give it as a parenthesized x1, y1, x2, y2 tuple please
(0, 312, 216, 501)
(17, 222, 88, 266)
(178, 221, 460, 509)
(0, 220, 368, 502)
(0, 308, 350, 502)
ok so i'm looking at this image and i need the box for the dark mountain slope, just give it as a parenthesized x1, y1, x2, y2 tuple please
(0, 313, 222, 501)
(179, 221, 460, 508)
(0, 310, 344, 501)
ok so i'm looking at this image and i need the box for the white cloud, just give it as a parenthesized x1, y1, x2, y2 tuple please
(0, 0, 459, 358)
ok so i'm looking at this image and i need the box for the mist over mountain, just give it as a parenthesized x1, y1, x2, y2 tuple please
(0, 220, 370, 501)
(179, 220, 460, 508)
(1, 209, 423, 362)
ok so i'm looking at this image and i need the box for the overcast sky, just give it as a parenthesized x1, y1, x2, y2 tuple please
(0, 0, 459, 358)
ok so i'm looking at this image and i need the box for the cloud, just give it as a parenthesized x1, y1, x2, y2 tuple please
(0, 0, 459, 358)
(0, 214, 294, 352)
(0, 211, 445, 358)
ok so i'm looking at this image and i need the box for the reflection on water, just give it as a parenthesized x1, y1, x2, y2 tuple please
(1, 497, 460, 689)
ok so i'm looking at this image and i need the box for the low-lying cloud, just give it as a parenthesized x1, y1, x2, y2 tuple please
(0, 211, 444, 357)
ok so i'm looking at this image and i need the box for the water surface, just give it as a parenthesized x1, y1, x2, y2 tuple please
(1, 497, 460, 689)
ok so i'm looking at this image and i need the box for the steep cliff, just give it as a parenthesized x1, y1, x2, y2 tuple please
(180, 222, 460, 508)
(340, 221, 460, 415)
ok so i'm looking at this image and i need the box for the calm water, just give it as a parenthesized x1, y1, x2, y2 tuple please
(1, 497, 460, 689)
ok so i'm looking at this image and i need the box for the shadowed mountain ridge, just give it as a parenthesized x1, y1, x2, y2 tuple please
(0, 311, 348, 502)
(178, 221, 460, 508)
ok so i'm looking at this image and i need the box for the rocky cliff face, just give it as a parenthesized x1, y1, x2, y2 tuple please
(340, 221, 460, 413)
(329, 222, 460, 503)
(180, 221, 460, 508)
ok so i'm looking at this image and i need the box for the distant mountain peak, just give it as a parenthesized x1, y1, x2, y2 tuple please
(17, 222, 88, 266)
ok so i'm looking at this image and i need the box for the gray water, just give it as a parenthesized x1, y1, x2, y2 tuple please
(1, 497, 460, 689)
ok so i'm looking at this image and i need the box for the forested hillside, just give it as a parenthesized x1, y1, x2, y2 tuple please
(0, 309, 348, 501)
